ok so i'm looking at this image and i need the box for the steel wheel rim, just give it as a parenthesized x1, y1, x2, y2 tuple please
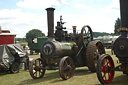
(100, 55, 115, 83)
(59, 57, 75, 80)
(29, 58, 46, 79)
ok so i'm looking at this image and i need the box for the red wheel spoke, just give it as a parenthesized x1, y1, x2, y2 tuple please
(104, 75, 107, 80)
(101, 67, 104, 72)
(106, 60, 110, 67)
(108, 73, 111, 80)
(102, 72, 106, 78)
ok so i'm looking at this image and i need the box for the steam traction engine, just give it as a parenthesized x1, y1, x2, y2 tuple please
(29, 8, 105, 80)
(96, 0, 128, 84)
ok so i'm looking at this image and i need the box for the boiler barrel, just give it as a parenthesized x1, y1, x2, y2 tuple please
(42, 41, 78, 58)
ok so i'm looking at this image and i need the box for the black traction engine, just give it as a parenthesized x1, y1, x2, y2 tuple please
(96, 0, 128, 84)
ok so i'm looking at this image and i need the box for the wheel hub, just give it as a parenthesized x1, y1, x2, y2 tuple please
(63, 65, 72, 72)
(102, 66, 109, 73)
(34, 66, 41, 71)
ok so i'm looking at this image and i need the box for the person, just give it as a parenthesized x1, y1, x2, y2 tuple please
(23, 45, 30, 71)
(111, 41, 114, 55)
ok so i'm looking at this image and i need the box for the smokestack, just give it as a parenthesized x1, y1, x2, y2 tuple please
(46, 8, 55, 37)
(120, 0, 128, 28)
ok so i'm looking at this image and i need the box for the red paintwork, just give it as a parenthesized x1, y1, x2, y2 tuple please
(0, 34, 16, 45)
(101, 55, 115, 83)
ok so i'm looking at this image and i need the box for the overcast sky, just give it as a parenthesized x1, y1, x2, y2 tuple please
(0, 0, 120, 38)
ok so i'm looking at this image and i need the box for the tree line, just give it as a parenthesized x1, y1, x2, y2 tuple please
(94, 18, 121, 37)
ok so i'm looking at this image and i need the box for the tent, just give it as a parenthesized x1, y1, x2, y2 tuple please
(0, 44, 25, 70)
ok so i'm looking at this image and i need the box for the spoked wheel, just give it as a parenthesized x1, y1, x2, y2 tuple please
(59, 56, 75, 80)
(29, 58, 46, 79)
(97, 54, 115, 84)
(81, 25, 93, 48)
(86, 41, 105, 72)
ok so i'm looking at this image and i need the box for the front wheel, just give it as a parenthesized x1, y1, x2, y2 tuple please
(96, 54, 115, 84)
(59, 56, 75, 80)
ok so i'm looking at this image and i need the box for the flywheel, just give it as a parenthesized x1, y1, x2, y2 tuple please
(81, 25, 93, 48)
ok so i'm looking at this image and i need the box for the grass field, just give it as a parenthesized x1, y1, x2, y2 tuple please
(0, 50, 128, 85)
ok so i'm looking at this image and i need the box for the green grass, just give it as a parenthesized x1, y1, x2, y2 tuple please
(0, 50, 128, 85)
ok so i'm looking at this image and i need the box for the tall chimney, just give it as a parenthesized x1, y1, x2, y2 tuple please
(46, 8, 55, 37)
(120, 0, 128, 28)
(119, 0, 128, 36)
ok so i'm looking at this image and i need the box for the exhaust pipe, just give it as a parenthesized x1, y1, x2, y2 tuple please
(119, 0, 128, 36)
(46, 8, 55, 37)
(120, 0, 128, 28)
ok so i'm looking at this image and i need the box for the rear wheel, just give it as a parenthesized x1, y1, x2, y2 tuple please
(86, 41, 105, 72)
(97, 54, 115, 84)
(10, 62, 20, 73)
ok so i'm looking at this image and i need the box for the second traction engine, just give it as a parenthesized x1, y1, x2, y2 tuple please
(96, 0, 128, 84)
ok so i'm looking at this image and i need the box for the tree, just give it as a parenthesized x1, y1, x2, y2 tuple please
(114, 18, 121, 35)
(26, 29, 45, 43)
